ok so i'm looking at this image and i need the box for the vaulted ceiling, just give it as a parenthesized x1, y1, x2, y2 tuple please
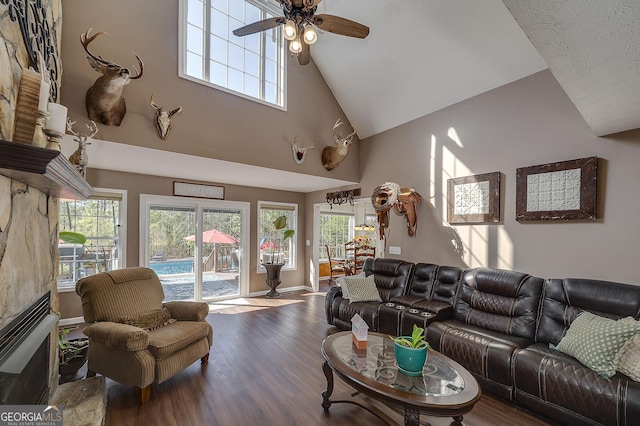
(310, 0, 640, 139)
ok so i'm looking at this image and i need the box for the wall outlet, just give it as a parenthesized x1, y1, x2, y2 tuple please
(306, 240, 310, 246)
(388, 246, 401, 255)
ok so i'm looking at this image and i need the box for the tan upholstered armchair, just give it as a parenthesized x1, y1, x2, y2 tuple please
(75, 267, 213, 404)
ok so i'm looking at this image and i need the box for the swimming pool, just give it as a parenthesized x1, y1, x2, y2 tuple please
(149, 260, 194, 275)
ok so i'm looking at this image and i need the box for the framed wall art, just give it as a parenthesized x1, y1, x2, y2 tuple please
(173, 181, 225, 199)
(447, 172, 501, 224)
(516, 156, 597, 222)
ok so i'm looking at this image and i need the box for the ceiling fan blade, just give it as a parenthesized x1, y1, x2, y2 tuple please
(312, 14, 369, 39)
(298, 41, 310, 66)
(232, 17, 284, 37)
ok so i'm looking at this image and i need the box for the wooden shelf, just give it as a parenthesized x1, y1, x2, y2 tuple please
(0, 140, 93, 200)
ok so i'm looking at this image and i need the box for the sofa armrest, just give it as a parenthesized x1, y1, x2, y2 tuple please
(84, 322, 149, 351)
(164, 301, 209, 321)
(412, 300, 454, 319)
(325, 286, 343, 325)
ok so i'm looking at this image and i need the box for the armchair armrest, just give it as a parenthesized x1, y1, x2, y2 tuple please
(325, 285, 344, 326)
(163, 301, 209, 321)
(83, 322, 149, 351)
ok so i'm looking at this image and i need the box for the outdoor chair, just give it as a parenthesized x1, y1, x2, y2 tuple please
(76, 267, 213, 404)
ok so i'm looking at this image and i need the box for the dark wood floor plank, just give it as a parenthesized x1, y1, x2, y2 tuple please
(93, 286, 554, 425)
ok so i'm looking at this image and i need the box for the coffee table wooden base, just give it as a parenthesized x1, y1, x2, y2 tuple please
(322, 361, 465, 426)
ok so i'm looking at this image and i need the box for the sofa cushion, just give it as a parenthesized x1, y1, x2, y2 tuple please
(554, 312, 640, 378)
(147, 321, 211, 359)
(455, 268, 543, 341)
(336, 299, 380, 330)
(514, 342, 640, 426)
(614, 333, 640, 381)
(364, 258, 414, 302)
(427, 319, 533, 400)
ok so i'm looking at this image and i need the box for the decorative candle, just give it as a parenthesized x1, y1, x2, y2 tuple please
(45, 103, 68, 134)
(38, 80, 50, 112)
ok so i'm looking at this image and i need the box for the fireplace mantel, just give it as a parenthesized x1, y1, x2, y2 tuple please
(0, 140, 93, 199)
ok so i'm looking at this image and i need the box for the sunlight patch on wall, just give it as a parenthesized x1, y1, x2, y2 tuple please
(447, 127, 464, 149)
(429, 134, 437, 210)
(497, 227, 514, 269)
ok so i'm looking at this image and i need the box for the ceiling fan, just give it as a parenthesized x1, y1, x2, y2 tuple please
(232, 0, 369, 66)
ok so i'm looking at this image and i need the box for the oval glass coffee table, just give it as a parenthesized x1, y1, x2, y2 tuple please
(321, 331, 481, 426)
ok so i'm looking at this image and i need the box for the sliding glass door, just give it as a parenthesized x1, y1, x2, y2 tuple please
(140, 195, 249, 302)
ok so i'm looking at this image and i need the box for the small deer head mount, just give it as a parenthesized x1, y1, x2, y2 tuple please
(321, 119, 357, 171)
(150, 95, 182, 140)
(81, 28, 143, 126)
(66, 119, 98, 178)
(290, 135, 315, 164)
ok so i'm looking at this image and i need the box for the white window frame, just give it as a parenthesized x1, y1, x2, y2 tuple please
(257, 201, 297, 273)
(56, 188, 127, 292)
(178, 0, 287, 110)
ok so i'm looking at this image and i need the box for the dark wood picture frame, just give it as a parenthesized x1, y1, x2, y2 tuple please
(516, 157, 597, 222)
(447, 172, 501, 224)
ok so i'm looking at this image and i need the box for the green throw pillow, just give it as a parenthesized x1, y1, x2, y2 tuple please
(342, 275, 381, 304)
(553, 311, 640, 378)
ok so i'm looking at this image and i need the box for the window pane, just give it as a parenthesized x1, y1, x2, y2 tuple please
(187, 24, 204, 55)
(244, 74, 259, 98)
(229, 0, 243, 21)
(210, 7, 228, 39)
(228, 68, 243, 92)
(265, 82, 276, 104)
(186, 51, 203, 79)
(245, 33, 260, 54)
(187, 0, 204, 28)
(245, 3, 260, 24)
(228, 43, 244, 70)
(210, 35, 227, 64)
(228, 18, 244, 48)
(211, 0, 227, 14)
(265, 31, 277, 61)
(245, 50, 259, 77)
(265, 58, 276, 84)
(258, 204, 297, 268)
(210, 60, 227, 86)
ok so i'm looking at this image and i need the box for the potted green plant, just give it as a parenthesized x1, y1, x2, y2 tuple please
(58, 327, 89, 380)
(391, 324, 430, 376)
(262, 215, 294, 298)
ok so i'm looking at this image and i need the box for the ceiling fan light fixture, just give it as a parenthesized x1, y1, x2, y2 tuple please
(289, 37, 302, 54)
(303, 25, 317, 44)
(283, 20, 297, 41)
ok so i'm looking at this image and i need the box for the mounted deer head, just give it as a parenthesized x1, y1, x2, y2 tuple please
(321, 119, 357, 171)
(149, 95, 182, 140)
(81, 28, 143, 126)
(66, 119, 98, 178)
(290, 135, 315, 164)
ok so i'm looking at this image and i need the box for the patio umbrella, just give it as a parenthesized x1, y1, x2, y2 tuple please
(185, 229, 238, 244)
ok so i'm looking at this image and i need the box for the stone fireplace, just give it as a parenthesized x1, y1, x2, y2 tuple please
(0, 0, 63, 400)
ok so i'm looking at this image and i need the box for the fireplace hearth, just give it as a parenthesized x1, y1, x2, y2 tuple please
(0, 291, 57, 404)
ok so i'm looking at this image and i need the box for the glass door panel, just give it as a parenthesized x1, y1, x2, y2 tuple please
(147, 205, 196, 301)
(201, 208, 241, 299)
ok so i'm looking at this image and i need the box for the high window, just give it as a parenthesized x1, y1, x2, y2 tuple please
(57, 189, 126, 290)
(257, 201, 297, 272)
(179, 0, 286, 108)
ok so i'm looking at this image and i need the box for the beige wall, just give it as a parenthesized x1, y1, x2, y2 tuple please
(60, 0, 359, 181)
(306, 70, 640, 286)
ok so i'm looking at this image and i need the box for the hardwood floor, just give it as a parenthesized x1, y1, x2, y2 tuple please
(98, 284, 555, 426)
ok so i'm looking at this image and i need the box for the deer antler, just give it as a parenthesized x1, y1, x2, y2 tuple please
(67, 119, 98, 141)
(81, 28, 143, 78)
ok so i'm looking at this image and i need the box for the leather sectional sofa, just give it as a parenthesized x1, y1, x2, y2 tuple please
(324, 258, 640, 425)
